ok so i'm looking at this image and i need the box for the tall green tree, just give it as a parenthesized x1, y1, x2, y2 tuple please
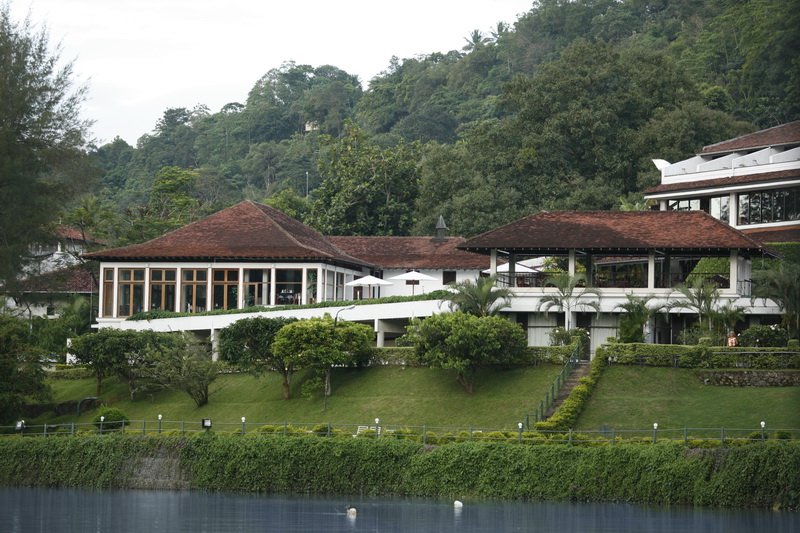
(752, 262, 800, 339)
(309, 122, 422, 235)
(538, 273, 601, 331)
(218, 316, 298, 400)
(0, 4, 95, 285)
(144, 333, 220, 407)
(0, 314, 52, 423)
(614, 294, 666, 343)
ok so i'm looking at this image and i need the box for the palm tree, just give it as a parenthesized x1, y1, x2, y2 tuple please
(669, 277, 721, 331)
(752, 262, 800, 339)
(538, 273, 601, 330)
(614, 294, 666, 343)
(462, 29, 490, 52)
(446, 275, 513, 317)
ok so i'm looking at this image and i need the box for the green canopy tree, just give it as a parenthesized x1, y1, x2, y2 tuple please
(272, 315, 374, 400)
(0, 5, 95, 285)
(538, 273, 602, 331)
(405, 312, 527, 394)
(144, 332, 220, 407)
(218, 316, 298, 399)
(614, 294, 667, 343)
(752, 262, 800, 339)
(0, 314, 52, 423)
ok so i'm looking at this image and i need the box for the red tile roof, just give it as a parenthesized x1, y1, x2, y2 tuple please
(643, 168, 800, 196)
(700, 120, 800, 155)
(742, 226, 800, 244)
(17, 266, 98, 294)
(82, 201, 372, 268)
(52, 225, 106, 245)
(459, 211, 773, 255)
(329, 236, 489, 270)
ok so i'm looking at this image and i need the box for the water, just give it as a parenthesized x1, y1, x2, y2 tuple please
(0, 487, 795, 532)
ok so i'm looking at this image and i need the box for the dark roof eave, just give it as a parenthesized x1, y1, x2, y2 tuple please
(458, 246, 774, 257)
(81, 255, 373, 269)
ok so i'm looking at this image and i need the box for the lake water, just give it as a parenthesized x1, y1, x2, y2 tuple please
(0, 487, 796, 532)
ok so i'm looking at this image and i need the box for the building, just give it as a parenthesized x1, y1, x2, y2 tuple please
(643, 120, 800, 244)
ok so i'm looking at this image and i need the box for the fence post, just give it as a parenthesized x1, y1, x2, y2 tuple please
(684, 427, 688, 446)
(71, 423, 75, 436)
(181, 420, 185, 436)
(569, 429, 573, 445)
(721, 427, 725, 448)
(423, 426, 427, 445)
(469, 427, 473, 441)
(611, 428, 615, 445)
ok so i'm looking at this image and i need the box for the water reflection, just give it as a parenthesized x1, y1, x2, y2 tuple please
(0, 487, 796, 533)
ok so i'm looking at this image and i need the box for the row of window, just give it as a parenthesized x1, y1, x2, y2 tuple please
(103, 267, 340, 317)
(668, 185, 800, 225)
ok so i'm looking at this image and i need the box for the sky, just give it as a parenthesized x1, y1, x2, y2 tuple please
(11, 0, 533, 146)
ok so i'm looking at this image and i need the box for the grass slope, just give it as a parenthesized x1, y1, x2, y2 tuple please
(575, 366, 800, 433)
(39, 365, 563, 430)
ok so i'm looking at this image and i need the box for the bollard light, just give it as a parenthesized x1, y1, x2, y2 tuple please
(158, 414, 163, 434)
(202, 418, 212, 430)
(761, 421, 765, 428)
(760, 420, 766, 441)
(653, 423, 658, 429)
(375, 418, 380, 439)
(158, 414, 162, 420)
(518, 422, 524, 443)
(653, 422, 658, 444)
(241, 417, 246, 435)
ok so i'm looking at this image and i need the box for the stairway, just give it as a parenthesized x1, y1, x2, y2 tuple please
(543, 360, 592, 420)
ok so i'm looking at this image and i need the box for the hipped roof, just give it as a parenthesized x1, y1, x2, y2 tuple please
(329, 236, 488, 270)
(82, 201, 371, 269)
(458, 210, 776, 257)
(700, 120, 800, 155)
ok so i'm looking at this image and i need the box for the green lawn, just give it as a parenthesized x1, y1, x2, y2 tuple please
(36, 364, 563, 431)
(575, 366, 800, 435)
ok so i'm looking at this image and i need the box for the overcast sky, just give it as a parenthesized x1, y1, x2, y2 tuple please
(11, 0, 533, 146)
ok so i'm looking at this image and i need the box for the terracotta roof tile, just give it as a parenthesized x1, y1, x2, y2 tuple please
(52, 225, 106, 245)
(459, 211, 772, 255)
(700, 120, 800, 155)
(17, 265, 98, 294)
(329, 236, 489, 270)
(82, 201, 372, 268)
(742, 226, 800, 244)
(643, 168, 800, 195)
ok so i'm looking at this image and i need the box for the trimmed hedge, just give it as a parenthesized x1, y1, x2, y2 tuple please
(602, 343, 800, 369)
(371, 345, 572, 366)
(1, 435, 797, 509)
(533, 355, 606, 432)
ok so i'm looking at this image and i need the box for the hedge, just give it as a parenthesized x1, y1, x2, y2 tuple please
(1, 435, 797, 509)
(602, 343, 800, 369)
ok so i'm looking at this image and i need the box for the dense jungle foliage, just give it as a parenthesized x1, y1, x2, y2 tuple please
(76, 0, 798, 243)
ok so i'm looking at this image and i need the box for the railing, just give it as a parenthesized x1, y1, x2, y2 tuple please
(522, 344, 582, 429)
(497, 271, 741, 291)
(2, 420, 797, 447)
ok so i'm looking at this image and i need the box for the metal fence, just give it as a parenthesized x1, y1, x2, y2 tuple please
(5, 419, 795, 448)
(522, 345, 582, 428)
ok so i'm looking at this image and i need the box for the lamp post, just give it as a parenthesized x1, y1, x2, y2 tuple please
(653, 422, 658, 444)
(375, 418, 380, 439)
(326, 305, 356, 410)
(518, 422, 524, 443)
(158, 414, 162, 434)
(100, 416, 105, 434)
(241, 417, 246, 435)
(761, 421, 766, 441)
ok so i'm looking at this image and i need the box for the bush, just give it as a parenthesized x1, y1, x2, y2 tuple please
(748, 431, 767, 441)
(92, 407, 129, 432)
(775, 431, 792, 440)
(738, 325, 788, 347)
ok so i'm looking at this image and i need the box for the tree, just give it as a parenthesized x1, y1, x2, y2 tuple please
(218, 316, 298, 399)
(272, 315, 374, 400)
(669, 276, 722, 332)
(0, 314, 52, 423)
(752, 262, 800, 339)
(406, 312, 526, 394)
(446, 275, 513, 317)
(538, 273, 601, 331)
(614, 294, 666, 343)
(0, 5, 94, 285)
(144, 333, 220, 407)
(309, 121, 422, 236)
(69, 329, 179, 400)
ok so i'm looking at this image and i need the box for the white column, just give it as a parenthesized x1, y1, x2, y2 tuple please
(729, 250, 739, 294)
(490, 249, 498, 274)
(648, 252, 656, 290)
(568, 250, 576, 276)
(729, 192, 738, 226)
(210, 329, 220, 362)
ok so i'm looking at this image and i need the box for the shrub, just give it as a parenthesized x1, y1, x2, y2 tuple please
(258, 425, 280, 434)
(738, 325, 789, 347)
(93, 407, 129, 432)
(748, 431, 767, 441)
(775, 430, 792, 440)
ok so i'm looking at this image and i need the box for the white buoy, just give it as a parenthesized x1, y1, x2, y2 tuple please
(346, 506, 357, 518)
(454, 500, 463, 508)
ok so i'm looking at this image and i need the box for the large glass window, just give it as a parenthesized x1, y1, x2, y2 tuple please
(738, 186, 800, 225)
(709, 196, 729, 222)
(118, 268, 145, 317)
(276, 269, 302, 305)
(150, 269, 176, 311)
(182, 269, 208, 313)
(244, 269, 270, 307)
(212, 269, 239, 310)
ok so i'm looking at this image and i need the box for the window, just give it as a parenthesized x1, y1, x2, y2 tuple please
(244, 269, 270, 307)
(182, 269, 208, 313)
(709, 196, 729, 222)
(738, 186, 800, 225)
(118, 268, 145, 317)
(443, 271, 457, 285)
(212, 269, 239, 310)
(150, 269, 176, 311)
(276, 269, 302, 305)
(668, 199, 700, 211)
(102, 268, 114, 317)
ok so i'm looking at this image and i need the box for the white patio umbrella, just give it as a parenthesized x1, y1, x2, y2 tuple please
(482, 262, 537, 274)
(346, 275, 392, 299)
(389, 271, 437, 295)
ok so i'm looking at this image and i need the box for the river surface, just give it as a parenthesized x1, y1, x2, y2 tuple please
(0, 487, 796, 532)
